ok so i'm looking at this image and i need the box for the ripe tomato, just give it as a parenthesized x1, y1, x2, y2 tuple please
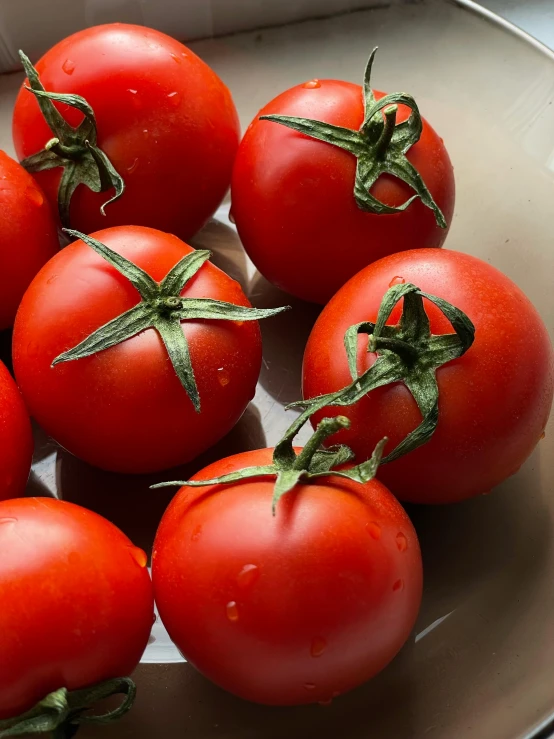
(0, 497, 153, 721)
(0, 151, 58, 330)
(231, 54, 454, 304)
(0, 360, 32, 501)
(13, 225, 273, 474)
(12, 23, 239, 240)
(152, 445, 422, 706)
(302, 249, 554, 504)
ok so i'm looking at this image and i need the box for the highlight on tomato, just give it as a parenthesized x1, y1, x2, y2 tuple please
(0, 360, 33, 502)
(152, 415, 422, 706)
(0, 497, 154, 737)
(12, 23, 240, 240)
(300, 248, 554, 504)
(13, 226, 288, 474)
(0, 151, 58, 330)
(231, 47, 454, 304)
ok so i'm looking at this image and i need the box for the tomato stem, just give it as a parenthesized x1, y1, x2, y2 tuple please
(374, 104, 397, 158)
(368, 333, 418, 365)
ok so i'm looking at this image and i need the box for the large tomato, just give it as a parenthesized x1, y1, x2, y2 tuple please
(12, 225, 278, 474)
(302, 249, 554, 504)
(0, 360, 32, 501)
(0, 151, 58, 330)
(231, 52, 454, 304)
(152, 439, 422, 706)
(0, 497, 153, 721)
(12, 23, 239, 240)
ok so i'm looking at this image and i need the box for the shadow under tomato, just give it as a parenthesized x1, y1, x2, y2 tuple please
(55, 403, 266, 554)
(190, 217, 250, 293)
(0, 329, 13, 373)
(248, 271, 321, 406)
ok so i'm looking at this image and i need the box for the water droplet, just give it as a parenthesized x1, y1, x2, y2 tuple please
(167, 91, 180, 106)
(389, 276, 406, 287)
(191, 524, 202, 542)
(234, 321, 244, 327)
(310, 637, 327, 658)
(127, 89, 142, 109)
(237, 564, 259, 589)
(304, 683, 316, 691)
(127, 88, 138, 95)
(170, 52, 181, 64)
(303, 79, 321, 89)
(226, 601, 239, 622)
(129, 546, 148, 568)
(228, 210, 236, 224)
(319, 698, 333, 706)
(142, 129, 149, 135)
(62, 59, 76, 75)
(393, 579, 404, 592)
(217, 368, 230, 387)
(126, 157, 139, 174)
(26, 186, 44, 206)
(366, 521, 381, 540)
(540, 431, 546, 440)
(0, 517, 17, 525)
(396, 532, 408, 552)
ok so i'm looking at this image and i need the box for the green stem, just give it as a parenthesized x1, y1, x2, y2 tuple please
(292, 416, 349, 471)
(374, 104, 397, 157)
(368, 333, 419, 365)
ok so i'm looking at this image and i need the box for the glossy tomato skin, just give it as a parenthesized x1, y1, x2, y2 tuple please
(13, 226, 262, 473)
(0, 361, 33, 501)
(153, 449, 422, 705)
(231, 80, 454, 304)
(303, 249, 554, 504)
(0, 497, 153, 720)
(0, 151, 58, 329)
(12, 24, 240, 240)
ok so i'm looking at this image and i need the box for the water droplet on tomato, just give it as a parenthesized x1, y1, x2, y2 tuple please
(310, 637, 327, 658)
(396, 532, 408, 552)
(170, 52, 181, 64)
(228, 209, 236, 224)
(126, 158, 139, 174)
(0, 517, 17, 525)
(191, 524, 202, 542)
(366, 521, 381, 540)
(304, 683, 316, 691)
(127, 88, 138, 95)
(226, 601, 239, 622)
(393, 579, 404, 592)
(237, 564, 259, 589)
(389, 276, 406, 287)
(62, 59, 76, 75)
(142, 129, 149, 135)
(234, 321, 244, 327)
(129, 546, 148, 568)
(26, 186, 44, 206)
(303, 79, 321, 89)
(167, 91, 180, 106)
(217, 368, 230, 387)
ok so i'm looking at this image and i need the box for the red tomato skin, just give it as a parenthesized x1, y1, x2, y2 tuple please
(0, 151, 58, 329)
(12, 226, 262, 473)
(0, 361, 33, 501)
(12, 24, 240, 240)
(231, 80, 454, 304)
(152, 448, 422, 705)
(0, 497, 154, 720)
(302, 249, 554, 504)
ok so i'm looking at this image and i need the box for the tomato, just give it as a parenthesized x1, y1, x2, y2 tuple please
(0, 151, 58, 330)
(13, 225, 276, 474)
(0, 360, 32, 501)
(302, 248, 554, 504)
(152, 443, 422, 706)
(231, 54, 454, 304)
(12, 23, 240, 240)
(0, 497, 153, 721)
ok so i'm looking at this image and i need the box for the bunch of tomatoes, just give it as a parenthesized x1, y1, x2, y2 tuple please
(0, 21, 552, 738)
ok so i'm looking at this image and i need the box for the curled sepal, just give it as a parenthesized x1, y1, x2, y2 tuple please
(152, 415, 387, 515)
(52, 229, 289, 413)
(288, 281, 475, 464)
(260, 47, 446, 227)
(18, 51, 125, 228)
(0, 678, 135, 738)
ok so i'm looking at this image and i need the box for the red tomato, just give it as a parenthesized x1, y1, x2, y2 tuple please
(152, 448, 422, 705)
(231, 79, 454, 304)
(0, 497, 153, 720)
(12, 226, 264, 473)
(0, 151, 58, 329)
(12, 24, 239, 240)
(0, 361, 32, 501)
(302, 249, 554, 503)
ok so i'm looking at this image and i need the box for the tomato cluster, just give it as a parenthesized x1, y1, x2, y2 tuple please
(0, 21, 551, 737)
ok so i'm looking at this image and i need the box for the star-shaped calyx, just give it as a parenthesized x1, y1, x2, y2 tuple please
(260, 47, 446, 226)
(53, 229, 289, 412)
(18, 51, 125, 228)
(288, 281, 475, 463)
